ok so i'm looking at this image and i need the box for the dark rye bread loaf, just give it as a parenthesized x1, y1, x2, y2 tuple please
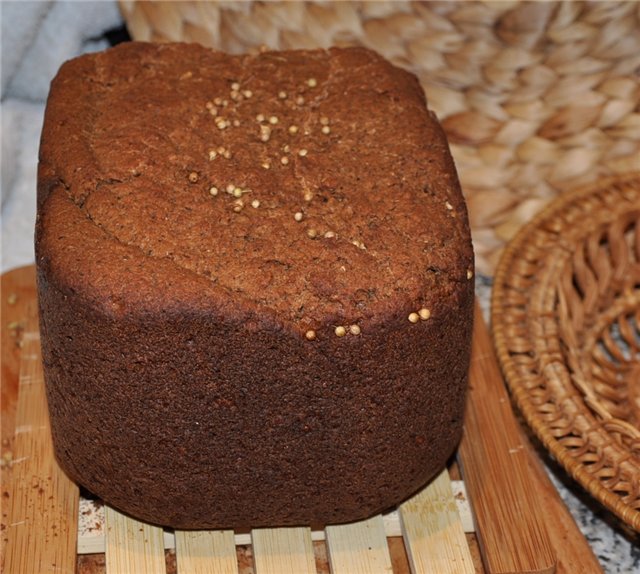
(36, 42, 474, 529)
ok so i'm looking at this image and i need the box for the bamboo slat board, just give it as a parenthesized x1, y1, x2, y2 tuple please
(105, 506, 167, 574)
(175, 530, 238, 574)
(2, 303, 79, 574)
(458, 304, 556, 574)
(0, 266, 602, 574)
(399, 469, 474, 574)
(75, 481, 473, 556)
(325, 515, 391, 574)
(251, 527, 316, 574)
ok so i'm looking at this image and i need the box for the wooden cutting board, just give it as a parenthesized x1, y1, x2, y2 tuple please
(0, 265, 602, 573)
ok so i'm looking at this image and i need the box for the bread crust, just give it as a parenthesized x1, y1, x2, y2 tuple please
(36, 42, 474, 528)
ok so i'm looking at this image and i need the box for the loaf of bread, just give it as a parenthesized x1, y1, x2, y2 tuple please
(36, 42, 474, 529)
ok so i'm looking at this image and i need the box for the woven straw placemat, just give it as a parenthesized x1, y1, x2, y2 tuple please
(492, 172, 640, 532)
(118, 0, 640, 275)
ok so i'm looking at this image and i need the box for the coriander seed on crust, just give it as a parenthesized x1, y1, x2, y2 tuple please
(36, 42, 474, 530)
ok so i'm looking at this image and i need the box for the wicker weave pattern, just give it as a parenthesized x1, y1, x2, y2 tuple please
(492, 173, 640, 531)
(118, 0, 640, 274)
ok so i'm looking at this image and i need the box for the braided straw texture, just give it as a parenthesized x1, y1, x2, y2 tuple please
(492, 173, 640, 531)
(118, 0, 640, 275)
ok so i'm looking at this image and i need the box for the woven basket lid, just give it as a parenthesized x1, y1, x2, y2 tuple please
(492, 173, 640, 531)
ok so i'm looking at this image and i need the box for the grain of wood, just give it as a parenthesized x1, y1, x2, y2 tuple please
(457, 302, 556, 574)
(77, 482, 475, 555)
(399, 468, 474, 574)
(325, 514, 392, 574)
(175, 530, 239, 574)
(104, 505, 166, 574)
(3, 305, 79, 574)
(1, 267, 36, 464)
(524, 440, 603, 574)
(251, 527, 316, 574)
